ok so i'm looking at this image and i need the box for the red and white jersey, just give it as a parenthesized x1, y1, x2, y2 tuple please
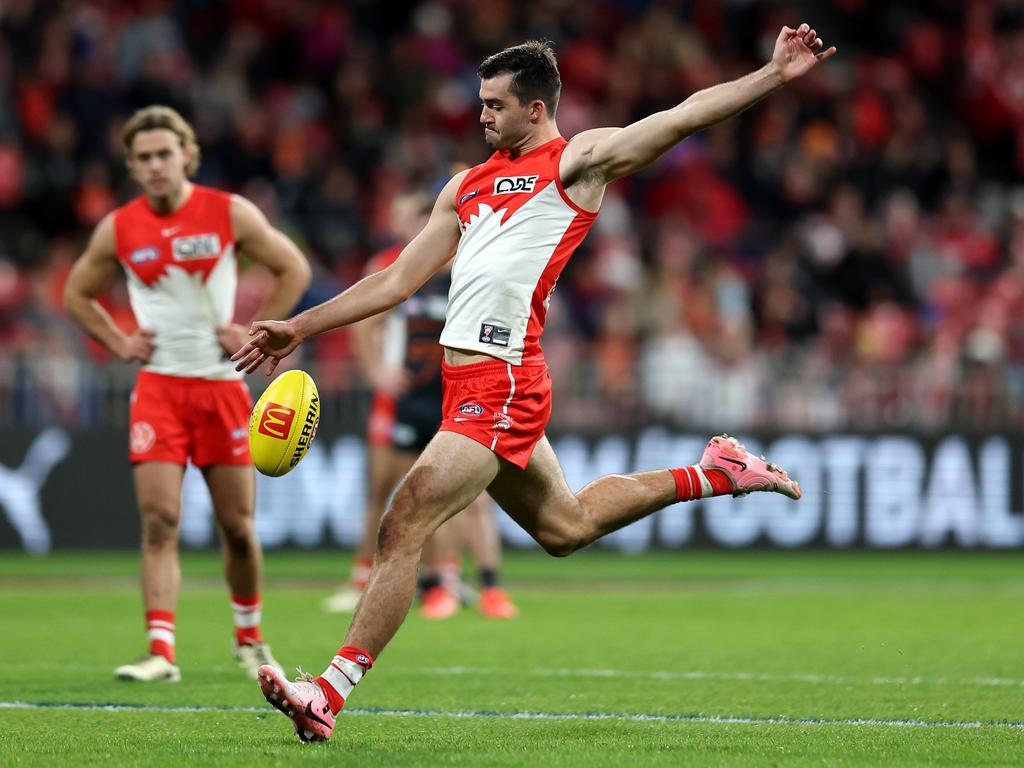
(440, 137, 598, 364)
(113, 185, 241, 380)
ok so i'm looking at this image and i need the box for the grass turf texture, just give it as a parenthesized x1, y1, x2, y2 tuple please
(0, 550, 1022, 766)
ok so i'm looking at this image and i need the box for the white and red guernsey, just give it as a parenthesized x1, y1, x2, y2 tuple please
(440, 137, 598, 364)
(113, 185, 241, 380)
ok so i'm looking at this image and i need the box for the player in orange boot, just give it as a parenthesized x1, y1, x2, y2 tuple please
(419, 492, 518, 620)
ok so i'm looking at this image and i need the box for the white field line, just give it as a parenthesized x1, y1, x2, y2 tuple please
(19, 662, 1024, 689)
(0, 701, 1020, 730)
(414, 666, 1024, 689)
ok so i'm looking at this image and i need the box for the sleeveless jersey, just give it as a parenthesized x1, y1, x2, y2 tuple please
(440, 137, 598, 364)
(113, 185, 241, 380)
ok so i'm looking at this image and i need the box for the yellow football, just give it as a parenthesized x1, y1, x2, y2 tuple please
(248, 369, 320, 477)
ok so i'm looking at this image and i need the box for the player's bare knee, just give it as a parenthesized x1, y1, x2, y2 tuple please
(376, 505, 428, 558)
(218, 515, 254, 550)
(397, 463, 447, 509)
(538, 536, 578, 558)
(536, 526, 584, 558)
(377, 471, 447, 557)
(140, 503, 179, 548)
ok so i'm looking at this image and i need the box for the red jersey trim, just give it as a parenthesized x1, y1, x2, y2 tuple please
(552, 140, 601, 216)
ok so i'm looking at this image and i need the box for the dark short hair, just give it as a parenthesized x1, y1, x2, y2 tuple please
(477, 40, 561, 117)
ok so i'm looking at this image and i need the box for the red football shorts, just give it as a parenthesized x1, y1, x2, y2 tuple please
(129, 370, 253, 467)
(439, 357, 551, 470)
(367, 391, 397, 447)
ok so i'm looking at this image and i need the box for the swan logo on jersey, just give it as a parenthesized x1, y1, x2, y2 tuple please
(458, 189, 480, 205)
(257, 402, 296, 440)
(493, 175, 539, 195)
(129, 246, 160, 265)
(172, 233, 221, 261)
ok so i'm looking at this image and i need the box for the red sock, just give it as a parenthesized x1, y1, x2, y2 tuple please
(231, 594, 262, 646)
(668, 467, 732, 502)
(316, 645, 375, 715)
(146, 609, 176, 663)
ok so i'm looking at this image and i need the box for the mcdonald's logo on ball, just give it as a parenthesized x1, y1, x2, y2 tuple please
(257, 403, 295, 440)
(247, 370, 320, 477)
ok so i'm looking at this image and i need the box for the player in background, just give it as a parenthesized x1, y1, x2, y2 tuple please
(321, 189, 518, 620)
(64, 106, 311, 682)
(234, 24, 833, 740)
(420, 492, 518, 619)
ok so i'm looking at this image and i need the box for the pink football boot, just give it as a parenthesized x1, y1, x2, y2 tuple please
(257, 665, 336, 742)
(700, 435, 802, 499)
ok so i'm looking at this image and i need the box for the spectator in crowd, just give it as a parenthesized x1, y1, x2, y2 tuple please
(3, 0, 1024, 430)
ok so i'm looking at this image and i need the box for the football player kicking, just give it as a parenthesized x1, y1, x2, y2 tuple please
(322, 191, 518, 620)
(235, 24, 831, 740)
(65, 106, 311, 681)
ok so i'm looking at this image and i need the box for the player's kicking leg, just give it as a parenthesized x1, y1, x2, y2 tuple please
(486, 434, 800, 558)
(257, 432, 798, 740)
(257, 431, 498, 741)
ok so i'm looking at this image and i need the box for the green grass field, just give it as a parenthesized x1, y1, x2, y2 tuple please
(1, 550, 1022, 766)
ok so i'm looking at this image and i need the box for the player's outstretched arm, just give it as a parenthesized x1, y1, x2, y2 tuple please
(63, 214, 155, 362)
(231, 171, 467, 376)
(563, 23, 836, 187)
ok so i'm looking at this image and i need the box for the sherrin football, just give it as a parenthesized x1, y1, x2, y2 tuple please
(248, 369, 320, 477)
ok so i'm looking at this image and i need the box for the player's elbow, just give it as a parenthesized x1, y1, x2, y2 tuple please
(666, 103, 700, 142)
(62, 281, 86, 318)
(293, 257, 312, 292)
(381, 270, 416, 307)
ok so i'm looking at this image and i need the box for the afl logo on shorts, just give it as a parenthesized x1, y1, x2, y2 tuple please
(257, 402, 296, 440)
(130, 422, 156, 453)
(459, 402, 484, 417)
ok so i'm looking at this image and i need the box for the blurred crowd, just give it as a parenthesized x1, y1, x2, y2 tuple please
(2, 0, 1024, 433)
